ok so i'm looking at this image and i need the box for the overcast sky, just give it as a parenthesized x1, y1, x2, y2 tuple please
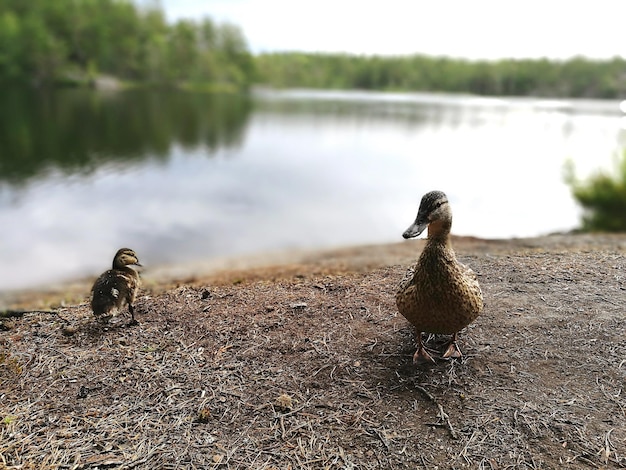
(149, 0, 626, 60)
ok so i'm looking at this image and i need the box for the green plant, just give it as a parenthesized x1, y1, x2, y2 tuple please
(565, 151, 626, 232)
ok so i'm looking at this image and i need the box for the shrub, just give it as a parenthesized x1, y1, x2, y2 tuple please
(565, 152, 626, 232)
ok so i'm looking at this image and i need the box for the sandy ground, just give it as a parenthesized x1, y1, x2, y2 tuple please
(1, 234, 625, 469)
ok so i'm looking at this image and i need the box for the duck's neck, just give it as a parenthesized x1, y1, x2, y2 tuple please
(427, 217, 452, 246)
(113, 259, 136, 273)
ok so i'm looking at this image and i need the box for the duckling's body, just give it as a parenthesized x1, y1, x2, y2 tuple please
(396, 191, 483, 362)
(91, 248, 141, 323)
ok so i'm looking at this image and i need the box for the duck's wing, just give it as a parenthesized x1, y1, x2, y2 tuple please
(458, 261, 477, 280)
(457, 261, 483, 299)
(398, 265, 416, 293)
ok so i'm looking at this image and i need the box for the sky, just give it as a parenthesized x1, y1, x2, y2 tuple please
(149, 0, 626, 60)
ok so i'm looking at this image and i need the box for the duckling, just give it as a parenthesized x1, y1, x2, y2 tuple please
(91, 248, 142, 323)
(396, 191, 483, 363)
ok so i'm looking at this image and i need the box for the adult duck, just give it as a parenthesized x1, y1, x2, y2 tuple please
(396, 191, 483, 362)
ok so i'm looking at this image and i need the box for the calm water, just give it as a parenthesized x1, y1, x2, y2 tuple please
(1, 88, 625, 292)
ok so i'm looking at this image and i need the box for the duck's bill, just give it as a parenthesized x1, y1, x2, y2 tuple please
(402, 221, 428, 239)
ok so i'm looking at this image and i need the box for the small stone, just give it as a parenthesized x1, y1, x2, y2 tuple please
(275, 393, 293, 410)
(61, 326, 77, 336)
(196, 407, 212, 423)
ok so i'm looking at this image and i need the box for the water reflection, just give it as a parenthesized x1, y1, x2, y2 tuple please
(0, 89, 252, 184)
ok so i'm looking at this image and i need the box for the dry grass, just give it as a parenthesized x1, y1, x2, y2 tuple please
(1, 235, 625, 469)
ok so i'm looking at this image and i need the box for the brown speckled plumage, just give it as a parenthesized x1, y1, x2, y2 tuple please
(396, 191, 483, 362)
(91, 248, 141, 323)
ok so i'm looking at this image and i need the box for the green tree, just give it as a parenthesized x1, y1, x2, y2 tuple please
(215, 23, 254, 87)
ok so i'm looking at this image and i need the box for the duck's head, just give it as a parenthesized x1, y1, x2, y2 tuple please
(112, 248, 142, 269)
(402, 190, 451, 239)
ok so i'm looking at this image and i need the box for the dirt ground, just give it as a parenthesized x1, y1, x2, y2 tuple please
(1, 234, 625, 469)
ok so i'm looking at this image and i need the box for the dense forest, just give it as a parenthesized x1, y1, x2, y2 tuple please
(2, 0, 626, 99)
(255, 53, 626, 99)
(0, 0, 254, 89)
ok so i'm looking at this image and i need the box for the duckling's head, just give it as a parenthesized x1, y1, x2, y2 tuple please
(402, 190, 451, 239)
(112, 248, 142, 270)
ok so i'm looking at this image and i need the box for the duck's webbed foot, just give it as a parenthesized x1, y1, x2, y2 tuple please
(413, 346, 436, 364)
(413, 330, 436, 364)
(442, 333, 462, 359)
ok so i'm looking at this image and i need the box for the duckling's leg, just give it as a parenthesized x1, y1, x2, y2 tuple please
(127, 297, 138, 325)
(126, 290, 139, 325)
(96, 313, 111, 324)
(413, 329, 436, 364)
(442, 333, 462, 359)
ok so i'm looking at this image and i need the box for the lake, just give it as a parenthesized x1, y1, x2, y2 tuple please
(1, 88, 625, 292)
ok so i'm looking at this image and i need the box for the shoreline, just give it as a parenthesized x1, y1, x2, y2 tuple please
(2, 232, 625, 311)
